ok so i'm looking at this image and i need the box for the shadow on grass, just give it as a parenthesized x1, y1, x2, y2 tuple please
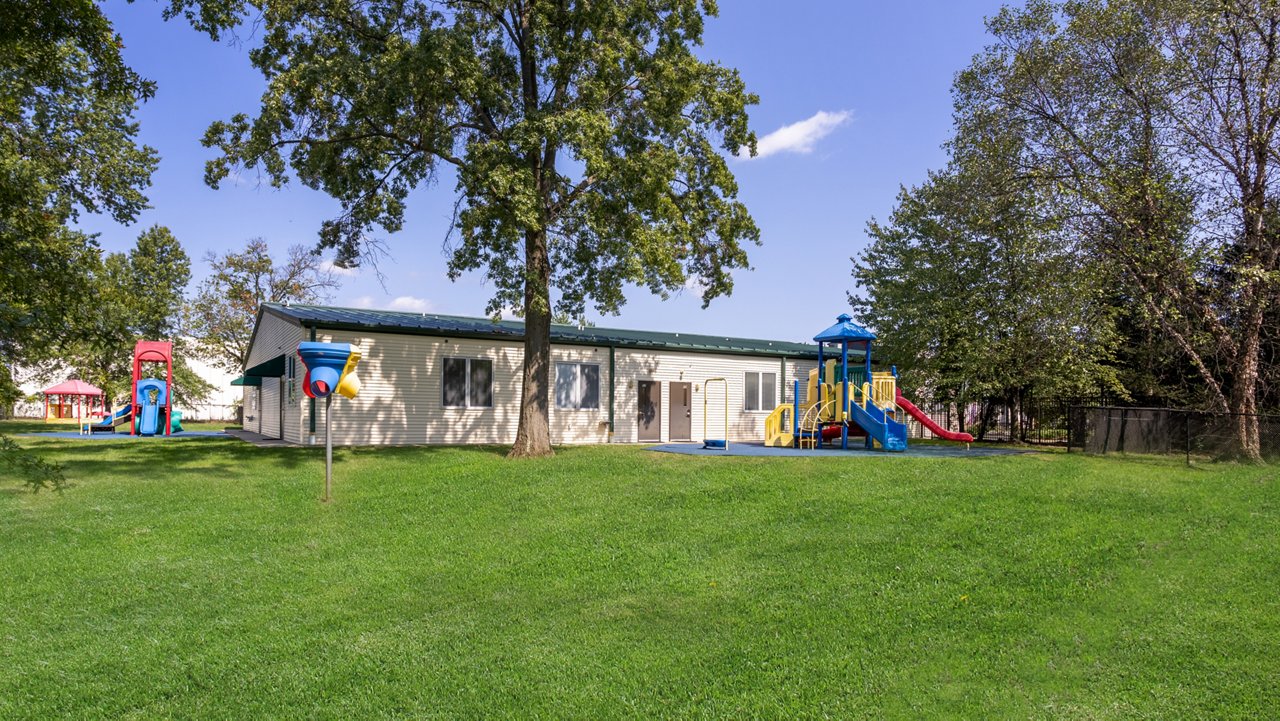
(7, 438, 528, 493)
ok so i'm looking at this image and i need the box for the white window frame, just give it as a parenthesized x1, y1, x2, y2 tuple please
(442, 357, 494, 409)
(554, 362, 601, 411)
(744, 371, 777, 413)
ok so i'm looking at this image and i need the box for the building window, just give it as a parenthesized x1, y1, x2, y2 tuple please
(555, 362, 600, 410)
(443, 357, 493, 408)
(744, 371, 777, 412)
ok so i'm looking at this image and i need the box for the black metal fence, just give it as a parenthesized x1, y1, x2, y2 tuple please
(1066, 406, 1280, 460)
(903, 396, 1085, 445)
(902, 394, 1280, 460)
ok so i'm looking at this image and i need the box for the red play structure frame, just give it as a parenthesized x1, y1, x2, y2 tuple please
(132, 340, 174, 436)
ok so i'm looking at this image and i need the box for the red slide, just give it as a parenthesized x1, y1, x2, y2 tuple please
(895, 390, 974, 443)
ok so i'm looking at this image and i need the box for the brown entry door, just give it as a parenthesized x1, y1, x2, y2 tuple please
(637, 380, 661, 442)
(669, 382, 692, 441)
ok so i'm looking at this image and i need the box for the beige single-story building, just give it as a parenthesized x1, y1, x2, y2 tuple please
(237, 303, 855, 446)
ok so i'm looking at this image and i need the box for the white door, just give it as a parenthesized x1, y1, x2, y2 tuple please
(260, 379, 281, 439)
(250, 388, 262, 434)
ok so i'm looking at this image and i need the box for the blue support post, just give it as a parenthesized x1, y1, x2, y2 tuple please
(840, 339, 850, 450)
(816, 343, 825, 448)
(865, 340, 873, 450)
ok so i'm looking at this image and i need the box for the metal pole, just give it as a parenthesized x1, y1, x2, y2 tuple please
(324, 394, 333, 502)
(1185, 412, 1191, 466)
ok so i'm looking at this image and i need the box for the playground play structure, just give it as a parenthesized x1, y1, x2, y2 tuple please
(763, 314, 973, 451)
(79, 340, 184, 436)
(42, 379, 105, 421)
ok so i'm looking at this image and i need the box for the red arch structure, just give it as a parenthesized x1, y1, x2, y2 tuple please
(131, 340, 174, 436)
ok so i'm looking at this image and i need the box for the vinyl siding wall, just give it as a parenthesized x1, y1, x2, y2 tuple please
(245, 312, 306, 443)
(611, 350, 815, 444)
(247, 313, 305, 368)
(256, 326, 815, 446)
(298, 329, 610, 445)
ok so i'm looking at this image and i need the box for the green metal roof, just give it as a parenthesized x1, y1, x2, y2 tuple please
(263, 303, 829, 360)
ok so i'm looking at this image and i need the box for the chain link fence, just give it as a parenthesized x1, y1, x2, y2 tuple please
(902, 395, 1279, 460)
(1066, 406, 1280, 461)
(903, 396, 1085, 445)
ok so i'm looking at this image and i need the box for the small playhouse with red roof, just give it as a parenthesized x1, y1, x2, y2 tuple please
(42, 379, 106, 422)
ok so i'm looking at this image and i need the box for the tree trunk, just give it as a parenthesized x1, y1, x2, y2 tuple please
(1226, 176, 1267, 461)
(1228, 298, 1264, 462)
(509, 227, 555, 458)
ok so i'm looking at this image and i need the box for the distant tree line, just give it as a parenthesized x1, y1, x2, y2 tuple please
(854, 0, 1280, 460)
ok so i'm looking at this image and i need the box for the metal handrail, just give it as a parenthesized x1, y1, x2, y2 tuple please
(798, 398, 835, 449)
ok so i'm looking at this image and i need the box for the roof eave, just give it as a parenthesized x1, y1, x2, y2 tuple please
(296, 317, 816, 359)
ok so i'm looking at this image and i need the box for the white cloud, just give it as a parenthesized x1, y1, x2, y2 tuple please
(388, 295, 433, 312)
(682, 276, 708, 295)
(746, 110, 852, 159)
(351, 295, 375, 309)
(320, 259, 358, 276)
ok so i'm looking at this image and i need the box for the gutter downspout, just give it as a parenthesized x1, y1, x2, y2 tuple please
(608, 345, 616, 442)
(780, 356, 786, 406)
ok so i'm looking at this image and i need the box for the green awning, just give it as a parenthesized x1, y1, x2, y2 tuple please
(243, 354, 286, 378)
(230, 375, 262, 387)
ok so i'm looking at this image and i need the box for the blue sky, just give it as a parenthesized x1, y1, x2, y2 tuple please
(80, 0, 1012, 344)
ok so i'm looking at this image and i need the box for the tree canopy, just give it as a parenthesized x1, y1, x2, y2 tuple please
(62, 226, 213, 408)
(856, 0, 1280, 459)
(854, 162, 1120, 406)
(187, 239, 341, 374)
(0, 0, 158, 407)
(169, 0, 761, 456)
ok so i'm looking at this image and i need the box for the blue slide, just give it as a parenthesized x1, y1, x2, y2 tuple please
(134, 378, 167, 436)
(846, 399, 908, 451)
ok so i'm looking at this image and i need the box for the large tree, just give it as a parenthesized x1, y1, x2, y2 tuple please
(853, 150, 1122, 416)
(187, 239, 341, 373)
(64, 225, 213, 408)
(928, 0, 1280, 459)
(0, 0, 158, 406)
(168, 0, 760, 456)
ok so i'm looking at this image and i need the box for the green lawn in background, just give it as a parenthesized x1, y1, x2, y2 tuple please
(1, 422, 1276, 719)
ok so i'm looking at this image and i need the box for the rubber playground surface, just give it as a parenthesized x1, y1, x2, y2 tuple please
(18, 431, 229, 440)
(647, 441, 1034, 458)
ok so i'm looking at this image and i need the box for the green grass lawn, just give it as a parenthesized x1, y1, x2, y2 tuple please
(2, 423, 1277, 719)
